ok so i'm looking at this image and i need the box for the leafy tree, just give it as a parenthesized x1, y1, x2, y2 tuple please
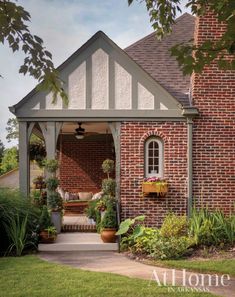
(0, 0, 68, 104)
(0, 146, 18, 174)
(0, 139, 5, 163)
(6, 117, 18, 143)
(1, 0, 234, 94)
(128, 0, 235, 74)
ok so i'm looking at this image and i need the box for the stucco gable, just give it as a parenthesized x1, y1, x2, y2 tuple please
(10, 31, 183, 119)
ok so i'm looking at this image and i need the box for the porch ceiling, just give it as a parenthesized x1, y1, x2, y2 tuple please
(61, 122, 110, 134)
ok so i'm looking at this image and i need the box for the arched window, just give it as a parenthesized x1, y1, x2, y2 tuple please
(145, 137, 163, 178)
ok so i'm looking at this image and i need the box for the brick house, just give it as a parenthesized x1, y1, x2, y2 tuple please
(10, 12, 235, 226)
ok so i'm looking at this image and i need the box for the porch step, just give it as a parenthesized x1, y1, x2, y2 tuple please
(62, 224, 97, 232)
(38, 232, 118, 252)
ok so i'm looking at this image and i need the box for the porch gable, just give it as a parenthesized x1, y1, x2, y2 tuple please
(10, 31, 183, 120)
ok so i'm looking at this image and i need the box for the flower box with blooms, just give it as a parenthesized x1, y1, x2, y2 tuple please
(142, 177, 168, 197)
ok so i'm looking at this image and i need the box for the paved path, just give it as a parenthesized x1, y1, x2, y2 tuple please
(39, 251, 235, 297)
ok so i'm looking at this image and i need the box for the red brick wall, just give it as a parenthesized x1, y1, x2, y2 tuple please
(192, 11, 235, 213)
(58, 134, 114, 193)
(120, 121, 188, 227)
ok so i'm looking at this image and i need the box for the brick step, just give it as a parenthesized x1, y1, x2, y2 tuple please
(62, 224, 97, 232)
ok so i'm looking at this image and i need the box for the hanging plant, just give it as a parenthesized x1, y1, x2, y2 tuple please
(44, 159, 59, 173)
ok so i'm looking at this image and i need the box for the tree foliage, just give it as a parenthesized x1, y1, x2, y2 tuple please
(0, 0, 68, 104)
(129, 0, 235, 74)
(6, 117, 18, 142)
(0, 146, 18, 174)
(0, 139, 5, 163)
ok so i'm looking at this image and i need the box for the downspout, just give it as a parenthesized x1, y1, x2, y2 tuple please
(187, 117, 193, 216)
(182, 107, 199, 217)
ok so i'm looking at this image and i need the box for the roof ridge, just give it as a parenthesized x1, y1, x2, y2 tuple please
(125, 12, 194, 51)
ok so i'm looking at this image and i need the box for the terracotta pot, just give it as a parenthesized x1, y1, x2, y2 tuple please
(101, 228, 117, 243)
(39, 230, 57, 244)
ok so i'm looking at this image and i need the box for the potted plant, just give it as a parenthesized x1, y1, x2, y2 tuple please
(85, 200, 102, 231)
(33, 175, 46, 189)
(45, 177, 60, 191)
(102, 159, 114, 179)
(142, 177, 168, 197)
(39, 205, 57, 243)
(45, 158, 63, 233)
(100, 205, 117, 243)
(48, 192, 63, 233)
(44, 159, 59, 173)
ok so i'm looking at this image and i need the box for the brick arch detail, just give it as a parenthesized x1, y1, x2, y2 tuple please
(138, 130, 168, 155)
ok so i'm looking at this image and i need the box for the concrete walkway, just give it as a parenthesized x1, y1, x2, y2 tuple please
(39, 251, 235, 297)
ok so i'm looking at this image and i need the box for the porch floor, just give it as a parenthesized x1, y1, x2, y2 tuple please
(38, 233, 118, 252)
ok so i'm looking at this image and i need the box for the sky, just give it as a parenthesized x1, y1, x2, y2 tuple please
(0, 0, 190, 148)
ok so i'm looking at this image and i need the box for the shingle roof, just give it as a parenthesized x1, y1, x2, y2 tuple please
(125, 13, 195, 106)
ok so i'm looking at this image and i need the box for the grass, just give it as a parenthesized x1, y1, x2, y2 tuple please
(0, 255, 217, 297)
(145, 259, 235, 277)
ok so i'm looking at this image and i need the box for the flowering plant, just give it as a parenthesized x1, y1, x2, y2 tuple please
(143, 177, 167, 183)
(142, 177, 168, 197)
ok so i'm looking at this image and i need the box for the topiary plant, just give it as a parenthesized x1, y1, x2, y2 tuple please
(102, 159, 114, 179)
(102, 178, 116, 196)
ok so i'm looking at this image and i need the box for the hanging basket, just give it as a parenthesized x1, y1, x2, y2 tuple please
(142, 182, 168, 197)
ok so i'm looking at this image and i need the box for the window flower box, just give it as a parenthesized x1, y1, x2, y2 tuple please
(142, 177, 168, 197)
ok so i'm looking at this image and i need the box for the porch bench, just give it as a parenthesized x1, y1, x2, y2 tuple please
(63, 200, 89, 215)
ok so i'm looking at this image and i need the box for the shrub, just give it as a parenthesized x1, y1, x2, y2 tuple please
(39, 206, 52, 230)
(47, 192, 63, 211)
(150, 236, 194, 260)
(123, 227, 159, 254)
(46, 177, 59, 191)
(101, 206, 117, 229)
(102, 178, 116, 196)
(189, 208, 235, 246)
(0, 189, 40, 256)
(3, 214, 31, 256)
(44, 159, 59, 173)
(85, 200, 101, 221)
(160, 213, 188, 238)
(119, 213, 194, 260)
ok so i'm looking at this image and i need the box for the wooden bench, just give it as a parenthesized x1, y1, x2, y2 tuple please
(63, 201, 89, 215)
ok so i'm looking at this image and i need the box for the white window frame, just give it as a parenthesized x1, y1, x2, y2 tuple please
(145, 137, 163, 178)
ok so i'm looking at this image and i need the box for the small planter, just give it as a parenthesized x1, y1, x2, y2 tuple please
(39, 230, 57, 244)
(101, 228, 117, 243)
(142, 182, 168, 197)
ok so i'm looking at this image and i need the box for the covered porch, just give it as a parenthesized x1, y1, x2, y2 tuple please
(10, 31, 198, 238)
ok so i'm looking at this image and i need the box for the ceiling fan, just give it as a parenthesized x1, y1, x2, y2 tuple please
(75, 122, 85, 139)
(74, 122, 99, 139)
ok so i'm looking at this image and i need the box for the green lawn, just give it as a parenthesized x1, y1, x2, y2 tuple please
(146, 259, 235, 277)
(0, 255, 217, 297)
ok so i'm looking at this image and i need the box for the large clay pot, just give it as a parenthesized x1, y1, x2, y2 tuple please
(39, 230, 56, 244)
(101, 228, 117, 243)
